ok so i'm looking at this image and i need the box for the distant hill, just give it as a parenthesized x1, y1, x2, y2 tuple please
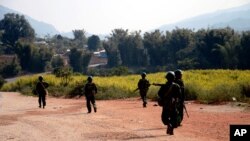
(0, 5, 106, 39)
(158, 3, 250, 32)
(0, 5, 60, 37)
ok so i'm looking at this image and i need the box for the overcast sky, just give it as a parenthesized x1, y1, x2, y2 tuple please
(1, 0, 250, 34)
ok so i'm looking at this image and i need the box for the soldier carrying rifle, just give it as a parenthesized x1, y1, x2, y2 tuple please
(174, 69, 186, 126)
(153, 71, 181, 135)
(136, 72, 151, 108)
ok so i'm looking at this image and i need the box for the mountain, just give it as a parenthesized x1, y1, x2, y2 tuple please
(0, 5, 60, 37)
(158, 3, 250, 32)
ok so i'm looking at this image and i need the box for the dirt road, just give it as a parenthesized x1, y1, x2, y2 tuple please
(0, 92, 249, 141)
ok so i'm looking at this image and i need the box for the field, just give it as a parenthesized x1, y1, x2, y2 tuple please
(1, 70, 250, 104)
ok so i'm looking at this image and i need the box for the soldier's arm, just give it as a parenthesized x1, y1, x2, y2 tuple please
(147, 80, 151, 87)
(152, 83, 164, 86)
(137, 79, 141, 88)
(43, 82, 49, 88)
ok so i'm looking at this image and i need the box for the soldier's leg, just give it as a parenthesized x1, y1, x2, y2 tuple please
(162, 109, 173, 135)
(143, 93, 147, 107)
(38, 95, 42, 108)
(172, 110, 178, 128)
(140, 92, 147, 107)
(42, 95, 46, 108)
(161, 107, 169, 125)
(90, 96, 97, 112)
(86, 97, 91, 113)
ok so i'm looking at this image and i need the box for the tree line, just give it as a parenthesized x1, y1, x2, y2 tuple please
(0, 13, 250, 79)
(104, 28, 250, 70)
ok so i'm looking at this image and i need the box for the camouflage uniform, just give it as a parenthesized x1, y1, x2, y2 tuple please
(84, 76, 97, 113)
(174, 70, 185, 126)
(36, 76, 49, 108)
(137, 73, 150, 107)
(158, 72, 181, 135)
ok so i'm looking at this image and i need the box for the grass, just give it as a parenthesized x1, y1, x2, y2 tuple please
(1, 69, 250, 104)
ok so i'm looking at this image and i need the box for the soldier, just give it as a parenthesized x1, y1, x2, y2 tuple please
(174, 69, 185, 127)
(84, 76, 97, 113)
(137, 72, 150, 107)
(156, 71, 181, 135)
(36, 76, 49, 109)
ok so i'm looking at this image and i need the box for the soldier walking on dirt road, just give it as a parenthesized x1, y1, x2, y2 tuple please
(84, 76, 97, 113)
(36, 76, 49, 109)
(156, 71, 181, 135)
(137, 72, 150, 108)
(174, 69, 185, 127)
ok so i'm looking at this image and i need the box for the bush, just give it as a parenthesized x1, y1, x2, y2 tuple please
(185, 83, 198, 100)
(67, 82, 85, 98)
(241, 84, 250, 98)
(1, 70, 250, 104)
(0, 75, 6, 88)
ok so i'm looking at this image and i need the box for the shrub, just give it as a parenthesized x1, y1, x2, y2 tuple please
(184, 83, 198, 100)
(1, 70, 250, 104)
(0, 75, 6, 88)
(241, 84, 250, 98)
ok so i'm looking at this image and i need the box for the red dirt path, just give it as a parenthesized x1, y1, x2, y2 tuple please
(0, 92, 249, 141)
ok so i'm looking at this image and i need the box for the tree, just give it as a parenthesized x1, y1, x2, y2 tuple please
(15, 41, 53, 72)
(0, 55, 21, 78)
(143, 30, 164, 66)
(51, 55, 65, 68)
(195, 27, 240, 69)
(0, 13, 35, 53)
(53, 67, 73, 86)
(15, 42, 33, 71)
(126, 31, 149, 67)
(103, 39, 122, 67)
(87, 35, 101, 51)
(68, 48, 91, 73)
(239, 31, 250, 69)
(72, 29, 87, 48)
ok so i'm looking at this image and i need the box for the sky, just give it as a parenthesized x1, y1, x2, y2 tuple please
(1, 0, 250, 34)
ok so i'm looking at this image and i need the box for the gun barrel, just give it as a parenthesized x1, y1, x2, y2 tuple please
(184, 104, 189, 118)
(152, 83, 164, 86)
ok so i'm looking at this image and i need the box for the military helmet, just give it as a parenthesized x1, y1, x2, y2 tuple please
(165, 71, 175, 81)
(141, 72, 146, 77)
(87, 76, 93, 81)
(174, 69, 182, 77)
(38, 76, 43, 81)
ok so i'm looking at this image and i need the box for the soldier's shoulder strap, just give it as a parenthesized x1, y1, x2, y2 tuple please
(163, 84, 174, 98)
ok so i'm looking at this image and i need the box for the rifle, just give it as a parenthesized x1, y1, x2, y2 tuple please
(133, 88, 139, 92)
(152, 83, 164, 86)
(183, 103, 189, 118)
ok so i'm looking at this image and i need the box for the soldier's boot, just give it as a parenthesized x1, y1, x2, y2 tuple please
(87, 108, 91, 113)
(39, 105, 41, 108)
(94, 107, 97, 113)
(169, 124, 174, 135)
(143, 101, 147, 108)
(169, 128, 174, 135)
(167, 124, 174, 135)
(166, 126, 170, 134)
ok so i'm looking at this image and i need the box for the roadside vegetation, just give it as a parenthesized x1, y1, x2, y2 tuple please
(1, 70, 250, 104)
